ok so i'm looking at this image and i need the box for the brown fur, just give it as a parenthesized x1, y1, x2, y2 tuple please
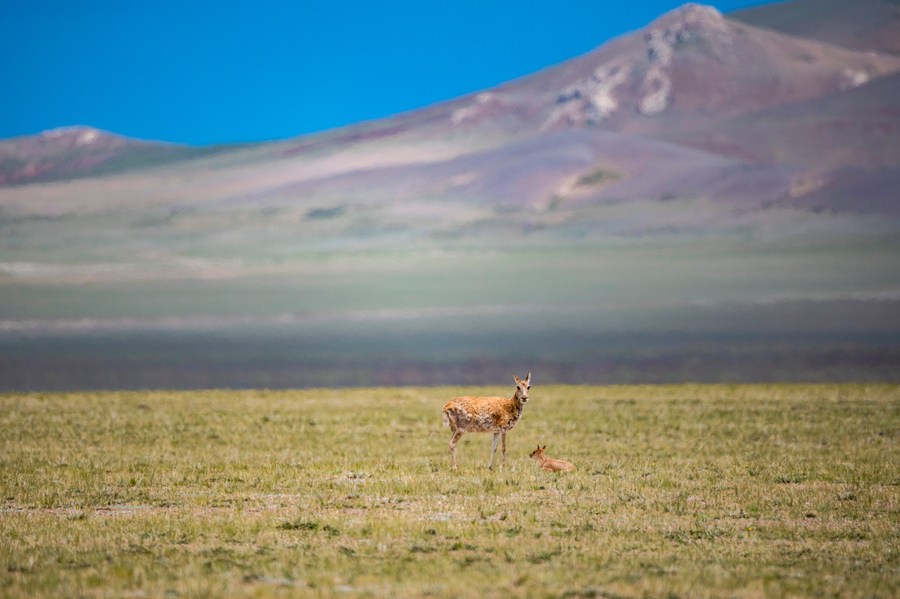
(442, 373, 531, 469)
(529, 445, 575, 472)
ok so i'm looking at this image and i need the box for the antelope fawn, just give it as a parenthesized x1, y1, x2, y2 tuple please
(529, 445, 576, 472)
(442, 372, 531, 469)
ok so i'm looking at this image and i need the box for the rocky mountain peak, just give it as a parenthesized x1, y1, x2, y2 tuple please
(37, 126, 120, 148)
(656, 3, 726, 30)
(540, 3, 733, 127)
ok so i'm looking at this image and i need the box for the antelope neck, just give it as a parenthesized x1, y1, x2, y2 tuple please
(513, 392, 526, 410)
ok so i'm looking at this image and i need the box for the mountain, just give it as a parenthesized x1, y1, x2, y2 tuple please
(377, 2, 900, 211)
(429, 3, 900, 135)
(3, 3, 898, 213)
(1, 0, 900, 389)
(0, 126, 236, 186)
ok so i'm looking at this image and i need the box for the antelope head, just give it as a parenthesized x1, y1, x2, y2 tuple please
(514, 372, 531, 403)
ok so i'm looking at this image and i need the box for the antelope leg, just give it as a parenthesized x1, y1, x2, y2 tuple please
(488, 432, 500, 469)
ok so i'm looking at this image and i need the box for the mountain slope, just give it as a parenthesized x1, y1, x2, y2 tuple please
(662, 71, 900, 167)
(0, 126, 240, 186)
(731, 0, 900, 55)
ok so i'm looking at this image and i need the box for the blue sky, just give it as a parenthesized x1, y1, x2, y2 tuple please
(3, 0, 773, 145)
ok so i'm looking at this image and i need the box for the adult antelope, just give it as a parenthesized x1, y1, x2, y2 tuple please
(442, 372, 531, 469)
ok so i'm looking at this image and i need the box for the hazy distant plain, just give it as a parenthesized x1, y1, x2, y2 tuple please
(3, 224, 899, 389)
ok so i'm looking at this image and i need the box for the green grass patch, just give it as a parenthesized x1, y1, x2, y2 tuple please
(305, 206, 346, 220)
(576, 166, 621, 187)
(1, 384, 898, 597)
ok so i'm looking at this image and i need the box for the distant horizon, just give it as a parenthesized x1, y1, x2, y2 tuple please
(4, 0, 775, 146)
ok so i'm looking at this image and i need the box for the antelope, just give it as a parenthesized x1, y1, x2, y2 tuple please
(529, 445, 576, 472)
(442, 372, 531, 469)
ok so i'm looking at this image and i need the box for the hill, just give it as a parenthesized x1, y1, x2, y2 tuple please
(0, 126, 234, 186)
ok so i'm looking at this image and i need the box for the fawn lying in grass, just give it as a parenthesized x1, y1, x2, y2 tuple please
(442, 373, 531, 469)
(529, 445, 575, 472)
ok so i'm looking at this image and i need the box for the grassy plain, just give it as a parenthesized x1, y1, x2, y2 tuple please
(1, 384, 898, 598)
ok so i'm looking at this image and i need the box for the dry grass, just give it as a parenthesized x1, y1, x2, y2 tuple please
(1, 384, 898, 597)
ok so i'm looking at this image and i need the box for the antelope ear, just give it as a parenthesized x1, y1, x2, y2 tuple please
(525, 372, 532, 384)
(513, 373, 521, 383)
(542, 445, 546, 450)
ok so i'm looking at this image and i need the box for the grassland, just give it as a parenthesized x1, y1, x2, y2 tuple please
(1, 384, 898, 597)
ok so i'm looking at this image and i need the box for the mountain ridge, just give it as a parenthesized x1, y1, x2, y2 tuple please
(2, 1, 899, 217)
